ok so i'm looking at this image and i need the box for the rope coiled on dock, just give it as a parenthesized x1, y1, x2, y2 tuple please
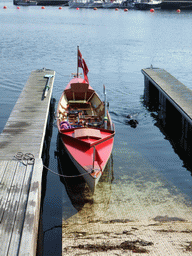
(14, 152, 92, 178)
(14, 152, 35, 166)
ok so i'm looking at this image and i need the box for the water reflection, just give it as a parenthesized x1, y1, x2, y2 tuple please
(142, 95, 192, 174)
(41, 98, 56, 204)
(152, 112, 192, 174)
(57, 134, 114, 219)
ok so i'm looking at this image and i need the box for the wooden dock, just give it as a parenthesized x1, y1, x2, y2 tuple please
(0, 69, 55, 256)
(142, 68, 192, 122)
(142, 67, 192, 158)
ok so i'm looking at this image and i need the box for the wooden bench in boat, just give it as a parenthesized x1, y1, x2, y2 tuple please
(64, 82, 95, 103)
(74, 128, 101, 139)
(68, 83, 89, 104)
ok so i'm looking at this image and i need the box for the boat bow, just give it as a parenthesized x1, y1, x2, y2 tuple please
(60, 127, 115, 176)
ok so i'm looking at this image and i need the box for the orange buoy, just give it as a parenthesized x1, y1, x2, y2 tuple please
(124, 8, 128, 12)
(150, 8, 154, 12)
(3, 5, 7, 9)
(94, 7, 97, 10)
(17, 6, 20, 9)
(176, 9, 181, 12)
(41, 6, 45, 9)
(115, 8, 118, 11)
(76, 7, 79, 10)
(59, 6, 62, 9)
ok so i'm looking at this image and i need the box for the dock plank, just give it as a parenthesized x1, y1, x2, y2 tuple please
(18, 159, 43, 256)
(0, 161, 8, 184)
(8, 164, 33, 256)
(0, 162, 26, 255)
(0, 161, 18, 223)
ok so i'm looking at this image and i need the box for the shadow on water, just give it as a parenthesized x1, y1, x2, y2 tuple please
(41, 98, 56, 206)
(56, 134, 114, 218)
(141, 95, 192, 174)
(37, 98, 62, 256)
(153, 113, 192, 174)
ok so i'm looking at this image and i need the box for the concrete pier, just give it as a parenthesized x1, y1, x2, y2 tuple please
(142, 67, 192, 158)
(0, 69, 55, 255)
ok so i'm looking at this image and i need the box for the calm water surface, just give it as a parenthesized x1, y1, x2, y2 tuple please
(1, 3, 192, 254)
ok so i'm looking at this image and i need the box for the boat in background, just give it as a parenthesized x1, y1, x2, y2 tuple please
(102, 0, 122, 8)
(14, 0, 37, 5)
(120, 0, 135, 8)
(87, 0, 103, 8)
(68, 0, 89, 8)
(69, 0, 103, 8)
(135, 0, 162, 9)
(57, 47, 115, 193)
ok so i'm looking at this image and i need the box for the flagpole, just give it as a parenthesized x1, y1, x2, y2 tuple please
(77, 46, 79, 78)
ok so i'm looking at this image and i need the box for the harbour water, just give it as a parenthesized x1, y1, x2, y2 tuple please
(1, 3, 192, 255)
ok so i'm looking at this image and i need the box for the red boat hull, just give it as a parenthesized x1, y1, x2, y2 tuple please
(57, 70, 115, 192)
(60, 127, 114, 192)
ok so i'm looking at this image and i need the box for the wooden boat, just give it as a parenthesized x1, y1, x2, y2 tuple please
(57, 47, 115, 193)
(57, 134, 114, 211)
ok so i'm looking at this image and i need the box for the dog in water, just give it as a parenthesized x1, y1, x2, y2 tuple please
(126, 115, 139, 128)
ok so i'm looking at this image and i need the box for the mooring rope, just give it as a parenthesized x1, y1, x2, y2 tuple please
(14, 152, 35, 166)
(14, 152, 92, 178)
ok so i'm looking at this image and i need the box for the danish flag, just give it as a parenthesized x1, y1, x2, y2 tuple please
(78, 49, 89, 83)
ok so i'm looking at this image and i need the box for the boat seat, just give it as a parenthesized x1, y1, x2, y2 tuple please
(71, 83, 89, 93)
(67, 110, 79, 116)
(68, 83, 89, 104)
(83, 115, 98, 118)
(68, 100, 88, 104)
(74, 128, 101, 139)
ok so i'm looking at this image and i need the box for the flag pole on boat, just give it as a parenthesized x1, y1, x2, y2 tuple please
(103, 85, 108, 129)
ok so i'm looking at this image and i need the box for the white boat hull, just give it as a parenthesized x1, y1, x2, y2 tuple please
(69, 0, 89, 8)
(69, 0, 103, 8)
(103, 0, 122, 8)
